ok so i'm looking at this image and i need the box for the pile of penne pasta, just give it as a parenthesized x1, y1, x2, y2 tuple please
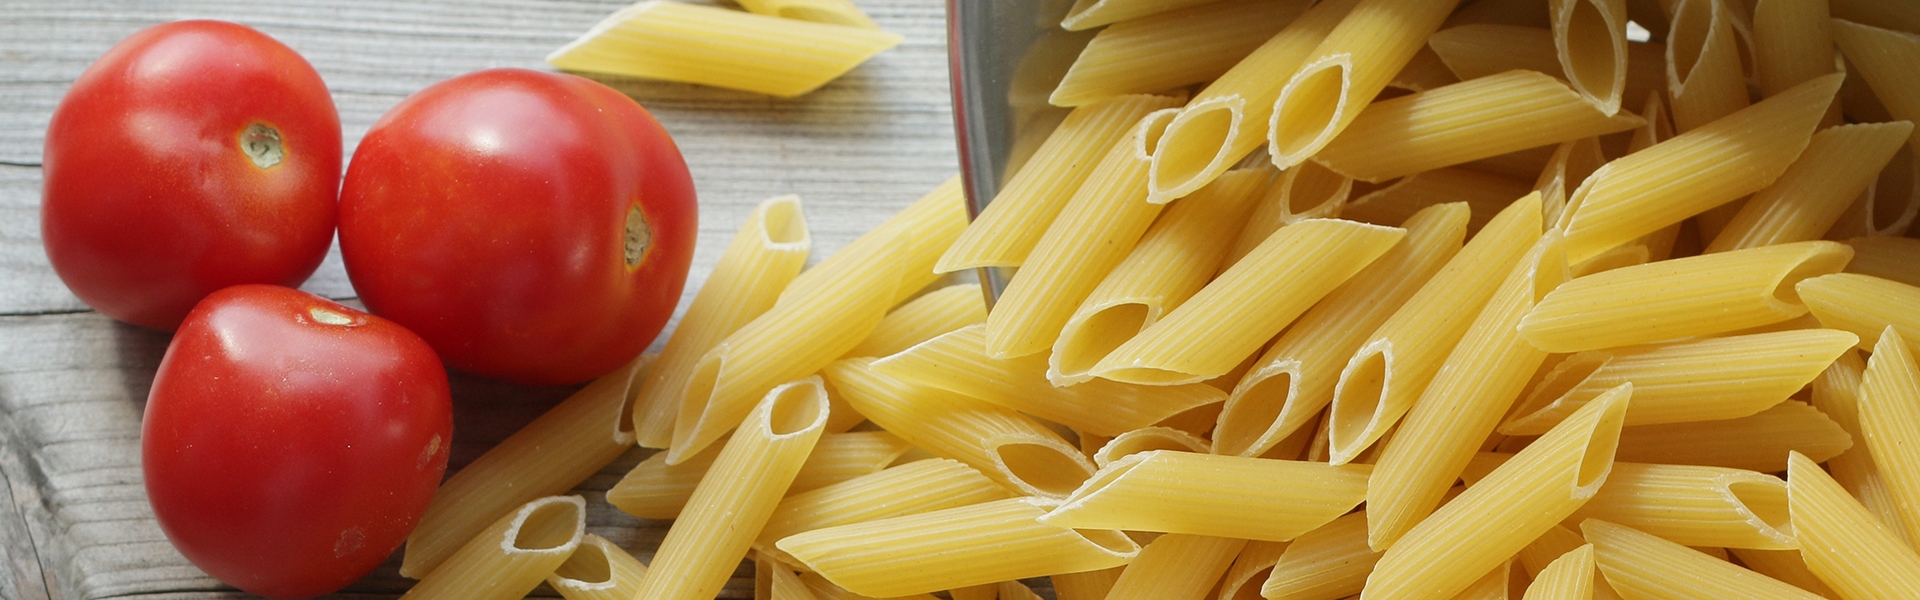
(385, 0, 1920, 598)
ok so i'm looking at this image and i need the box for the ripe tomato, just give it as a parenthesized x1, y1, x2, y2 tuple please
(41, 20, 340, 331)
(339, 68, 697, 386)
(143, 285, 452, 599)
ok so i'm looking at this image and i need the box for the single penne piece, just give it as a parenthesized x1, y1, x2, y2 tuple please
(871, 325, 1223, 437)
(1788, 451, 1920, 599)
(1844, 235, 1920, 295)
(1262, 511, 1381, 600)
(1809, 349, 1915, 547)
(782, 176, 967, 310)
(1612, 401, 1853, 472)
(1559, 73, 1842, 263)
(1752, 0, 1838, 102)
(1059, 0, 1220, 30)
(1227, 162, 1346, 267)
(1265, 0, 1467, 169)
(823, 358, 1095, 499)
(1552, 0, 1630, 115)
(1500, 329, 1860, 435)
(1328, 193, 1543, 465)
(1568, 462, 1797, 550)
(547, 534, 648, 600)
(1104, 534, 1248, 600)
(1521, 544, 1594, 600)
(1040, 450, 1372, 541)
(1051, 0, 1311, 107)
(1665, 0, 1752, 132)
(755, 459, 1010, 564)
(1090, 219, 1406, 385)
(1148, 0, 1361, 202)
(1581, 519, 1823, 600)
(1365, 230, 1570, 550)
(1708, 122, 1915, 253)
(1051, 168, 1270, 383)
(400, 496, 585, 600)
(632, 195, 810, 448)
(1363, 385, 1628, 599)
(1727, 548, 1844, 600)
(938, 94, 1181, 272)
(1519, 240, 1854, 353)
(777, 497, 1140, 597)
(606, 431, 910, 519)
(1053, 568, 1126, 600)
(733, 0, 875, 28)
(634, 377, 830, 600)
(545, 1, 901, 98)
(766, 557, 823, 600)
(1516, 525, 1626, 600)
(844, 284, 985, 359)
(1427, 25, 1668, 111)
(1311, 71, 1646, 182)
(1338, 168, 1534, 234)
(1218, 540, 1292, 600)
(985, 109, 1177, 359)
(1091, 426, 1212, 467)
(1831, 20, 1920, 152)
(1798, 272, 1920, 352)
(1216, 202, 1468, 457)
(1828, 144, 1920, 240)
(1858, 328, 1920, 545)
(400, 356, 644, 577)
(1535, 137, 1608, 228)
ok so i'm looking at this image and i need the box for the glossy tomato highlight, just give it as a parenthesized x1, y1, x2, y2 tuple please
(42, 20, 340, 331)
(144, 285, 452, 599)
(339, 68, 696, 386)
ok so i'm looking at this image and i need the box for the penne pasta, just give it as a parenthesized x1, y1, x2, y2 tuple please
(1752, 0, 1839, 112)
(1808, 348, 1915, 548)
(548, 534, 648, 600)
(1517, 525, 1626, 600)
(545, 1, 901, 98)
(1843, 235, 1920, 289)
(1788, 451, 1920, 598)
(1559, 73, 1842, 263)
(1091, 219, 1405, 385)
(1388, 45, 1461, 93)
(400, 496, 584, 600)
(1581, 519, 1824, 599)
(1339, 168, 1534, 234)
(733, 0, 876, 28)
(606, 430, 910, 520)
(1312, 70, 1646, 183)
(845, 283, 986, 359)
(1570, 462, 1797, 550)
(1462, 143, 1563, 181)
(1520, 241, 1854, 353)
(1053, 568, 1125, 600)
(1831, 20, 1920, 153)
(1092, 426, 1212, 467)
(1040, 450, 1371, 541)
(1727, 548, 1844, 600)
(755, 458, 1009, 565)
(1262, 511, 1380, 600)
(765, 556, 823, 600)
(1536, 137, 1608, 228)
(1520, 544, 1594, 600)
(1059, 0, 1221, 31)
(1552, 0, 1630, 115)
(1665, 0, 1752, 132)
(1829, 145, 1920, 239)
(1426, 25, 1667, 113)
(1104, 534, 1248, 600)
(1218, 540, 1292, 600)
(1708, 122, 1914, 253)
(1051, 0, 1311, 107)
(1830, 0, 1920, 35)
(1612, 401, 1853, 472)
(632, 195, 810, 448)
(1227, 162, 1344, 267)
(1858, 327, 1920, 545)
(1446, 0, 1552, 28)
(1797, 272, 1920, 352)
(777, 497, 1140, 597)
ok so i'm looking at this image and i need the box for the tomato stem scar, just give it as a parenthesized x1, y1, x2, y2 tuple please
(625, 204, 652, 268)
(240, 122, 284, 169)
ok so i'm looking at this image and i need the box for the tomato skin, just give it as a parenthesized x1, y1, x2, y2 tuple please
(339, 68, 697, 386)
(41, 20, 341, 331)
(143, 285, 452, 599)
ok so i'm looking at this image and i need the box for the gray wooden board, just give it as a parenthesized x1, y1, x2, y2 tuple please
(0, 0, 965, 597)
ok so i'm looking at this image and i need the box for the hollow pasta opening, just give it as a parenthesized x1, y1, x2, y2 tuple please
(1152, 97, 1242, 199)
(1330, 348, 1389, 460)
(553, 538, 614, 584)
(512, 498, 583, 552)
(994, 441, 1095, 498)
(1271, 62, 1349, 163)
(765, 379, 826, 436)
(1216, 369, 1295, 457)
(1055, 303, 1151, 379)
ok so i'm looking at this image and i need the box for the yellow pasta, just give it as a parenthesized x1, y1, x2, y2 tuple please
(606, 430, 909, 519)
(1262, 511, 1380, 600)
(1363, 385, 1628, 599)
(1216, 202, 1467, 457)
(1091, 426, 1212, 467)
(1227, 162, 1346, 267)
(1520, 544, 1594, 600)
(1559, 73, 1842, 263)
(1520, 241, 1854, 353)
(1798, 272, 1920, 352)
(1827, 143, 1920, 238)
(1787, 451, 1920, 598)
(1091, 219, 1405, 385)
(400, 496, 584, 600)
(547, 534, 647, 600)
(1051, 0, 1310, 107)
(1581, 519, 1823, 599)
(1845, 236, 1920, 288)
(1501, 329, 1859, 435)
(1339, 168, 1534, 234)
(1612, 401, 1853, 472)
(1858, 327, 1920, 546)
(545, 1, 901, 98)
(1832, 20, 1920, 153)
(1312, 70, 1646, 183)
(1266, 0, 1467, 169)
(734, 0, 875, 28)
(1052, 568, 1126, 600)
(1104, 534, 1248, 600)
(755, 458, 1009, 565)
(1427, 25, 1667, 112)
(1516, 525, 1626, 600)
(1218, 540, 1292, 600)
(632, 195, 810, 448)
(1059, 0, 1221, 31)
(1726, 548, 1844, 600)
(1708, 122, 1915, 253)
(777, 497, 1140, 597)
(844, 284, 986, 359)
(1039, 450, 1372, 541)
(1752, 0, 1839, 114)
(764, 555, 823, 600)
(1535, 137, 1608, 229)
(1552, 0, 1629, 115)
(1665, 0, 1752, 132)
(1570, 462, 1796, 550)
(1388, 45, 1462, 93)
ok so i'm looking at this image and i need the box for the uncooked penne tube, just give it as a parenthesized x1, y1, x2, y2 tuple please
(1091, 219, 1405, 385)
(1103, 534, 1247, 600)
(1266, 0, 1467, 169)
(1581, 519, 1823, 599)
(844, 283, 985, 359)
(545, 1, 901, 98)
(1216, 202, 1466, 457)
(1799, 273, 1920, 352)
(755, 459, 1009, 564)
(606, 431, 909, 519)
(1844, 236, 1920, 288)
(1312, 70, 1645, 183)
(1665, 0, 1751, 132)
(547, 534, 648, 600)
(1831, 19, 1920, 153)
(1338, 168, 1534, 234)
(1858, 328, 1920, 546)
(1227, 162, 1345, 267)
(1570, 462, 1797, 550)
(1727, 548, 1844, 600)
(1521, 544, 1594, 600)
(1091, 426, 1212, 467)
(1262, 510, 1380, 600)
(1708, 122, 1914, 253)
(1520, 240, 1854, 353)
(778, 497, 1140, 597)
(1559, 73, 1842, 263)
(1552, 0, 1629, 116)
(1788, 451, 1920, 599)
(823, 358, 1094, 499)
(1040, 450, 1371, 541)
(632, 194, 809, 448)
(763, 555, 821, 600)
(1053, 567, 1125, 600)
(1752, 0, 1839, 103)
(1535, 138, 1608, 229)
(1516, 525, 1626, 600)
(1218, 541, 1291, 600)
(1051, 0, 1310, 107)
(1427, 24, 1666, 114)
(1827, 144, 1920, 239)
(734, 0, 875, 28)
(1809, 349, 1916, 547)
(400, 496, 585, 600)
(1500, 329, 1859, 435)
(1612, 401, 1853, 472)
(1363, 385, 1628, 599)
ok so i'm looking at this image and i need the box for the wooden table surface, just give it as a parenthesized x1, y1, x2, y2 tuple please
(0, 1, 958, 597)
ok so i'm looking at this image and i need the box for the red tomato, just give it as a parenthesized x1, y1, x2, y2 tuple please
(143, 285, 452, 599)
(41, 20, 340, 331)
(339, 68, 697, 386)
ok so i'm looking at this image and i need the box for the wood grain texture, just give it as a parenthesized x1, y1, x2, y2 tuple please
(0, 0, 958, 597)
